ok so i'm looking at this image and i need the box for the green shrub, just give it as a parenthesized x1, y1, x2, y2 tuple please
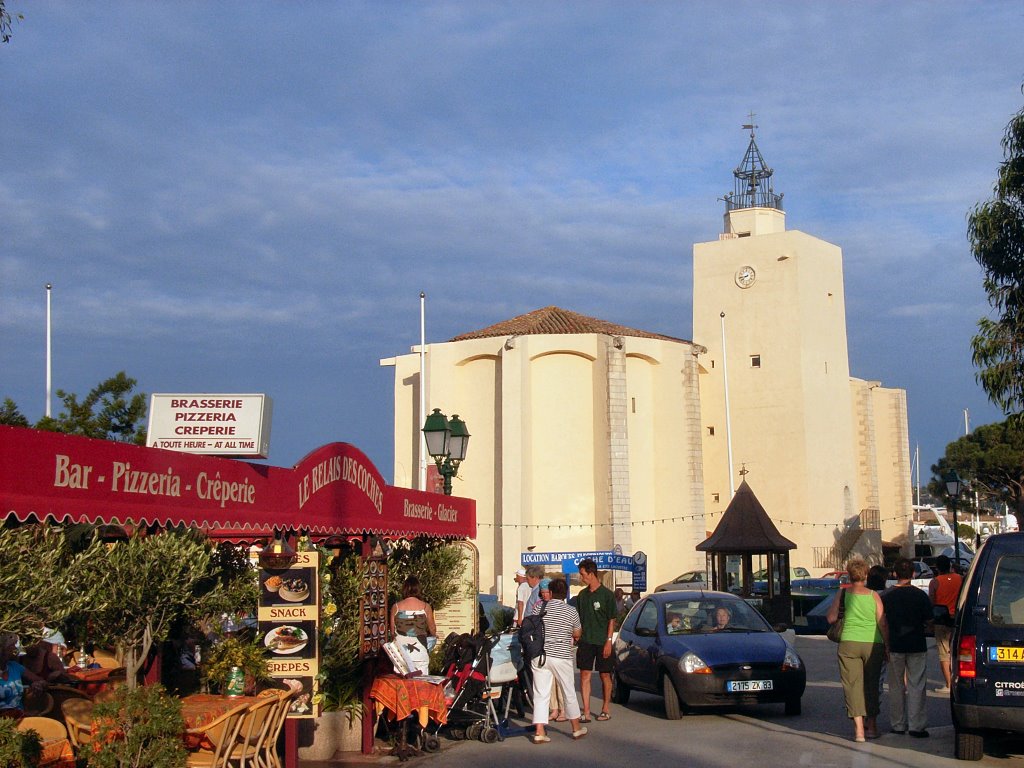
(0, 718, 41, 768)
(86, 684, 186, 768)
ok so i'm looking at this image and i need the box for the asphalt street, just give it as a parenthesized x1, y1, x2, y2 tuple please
(414, 634, 1024, 768)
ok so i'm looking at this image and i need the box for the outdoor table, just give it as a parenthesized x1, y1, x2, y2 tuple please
(180, 693, 261, 750)
(38, 736, 75, 767)
(66, 666, 119, 698)
(369, 674, 447, 728)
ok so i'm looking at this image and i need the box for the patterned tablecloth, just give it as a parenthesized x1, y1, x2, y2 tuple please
(39, 737, 75, 767)
(369, 675, 447, 727)
(180, 693, 261, 731)
(66, 666, 119, 697)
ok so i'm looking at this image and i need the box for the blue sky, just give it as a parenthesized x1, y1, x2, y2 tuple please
(1, 1, 1021, 485)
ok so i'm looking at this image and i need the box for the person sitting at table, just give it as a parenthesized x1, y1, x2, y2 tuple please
(390, 576, 438, 652)
(0, 633, 48, 717)
(21, 628, 73, 684)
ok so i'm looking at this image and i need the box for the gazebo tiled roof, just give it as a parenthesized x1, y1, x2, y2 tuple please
(696, 479, 796, 552)
(450, 305, 688, 343)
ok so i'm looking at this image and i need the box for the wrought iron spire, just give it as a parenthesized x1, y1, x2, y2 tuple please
(723, 117, 783, 213)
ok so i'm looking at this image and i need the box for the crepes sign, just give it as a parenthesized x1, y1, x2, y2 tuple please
(147, 394, 273, 458)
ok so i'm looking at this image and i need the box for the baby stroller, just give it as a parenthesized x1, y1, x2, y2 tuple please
(435, 631, 527, 743)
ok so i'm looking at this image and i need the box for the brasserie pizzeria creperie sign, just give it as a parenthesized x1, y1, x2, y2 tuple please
(147, 393, 273, 458)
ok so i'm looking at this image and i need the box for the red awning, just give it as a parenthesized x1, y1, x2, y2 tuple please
(0, 425, 474, 541)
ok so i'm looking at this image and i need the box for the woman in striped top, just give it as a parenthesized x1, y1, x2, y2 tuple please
(530, 578, 587, 743)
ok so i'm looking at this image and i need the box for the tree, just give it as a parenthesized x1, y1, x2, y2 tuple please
(34, 372, 148, 444)
(0, 398, 28, 427)
(0, 526, 101, 642)
(970, 87, 1024, 418)
(78, 531, 220, 688)
(929, 419, 1024, 515)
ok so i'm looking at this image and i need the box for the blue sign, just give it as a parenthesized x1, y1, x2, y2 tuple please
(520, 550, 612, 567)
(561, 553, 637, 573)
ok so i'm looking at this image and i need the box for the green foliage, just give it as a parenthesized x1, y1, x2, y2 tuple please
(0, 525, 101, 642)
(87, 684, 186, 768)
(970, 89, 1024, 419)
(190, 542, 259, 631)
(386, 540, 467, 612)
(487, 605, 514, 635)
(77, 531, 220, 687)
(0, 718, 41, 768)
(201, 636, 269, 691)
(318, 547, 364, 714)
(930, 419, 1024, 514)
(34, 372, 148, 445)
(0, 399, 28, 427)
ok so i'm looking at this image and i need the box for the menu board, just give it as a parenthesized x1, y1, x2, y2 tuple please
(433, 541, 480, 638)
(359, 556, 388, 659)
(258, 550, 320, 719)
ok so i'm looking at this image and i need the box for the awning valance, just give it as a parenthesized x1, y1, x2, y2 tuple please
(0, 425, 474, 540)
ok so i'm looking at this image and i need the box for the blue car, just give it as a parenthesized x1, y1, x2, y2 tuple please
(612, 590, 806, 719)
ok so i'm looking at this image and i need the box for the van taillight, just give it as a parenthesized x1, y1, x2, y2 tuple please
(958, 635, 977, 679)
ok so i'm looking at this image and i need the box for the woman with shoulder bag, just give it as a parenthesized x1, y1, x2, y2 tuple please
(826, 558, 889, 743)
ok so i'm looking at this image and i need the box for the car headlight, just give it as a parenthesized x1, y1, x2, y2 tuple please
(679, 651, 711, 674)
(783, 647, 802, 671)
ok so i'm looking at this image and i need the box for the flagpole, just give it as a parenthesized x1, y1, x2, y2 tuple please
(45, 283, 52, 418)
(418, 292, 427, 491)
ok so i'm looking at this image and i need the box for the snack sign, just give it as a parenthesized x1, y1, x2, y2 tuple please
(258, 550, 319, 719)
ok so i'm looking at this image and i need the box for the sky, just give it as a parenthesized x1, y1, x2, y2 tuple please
(1, 1, 1021, 486)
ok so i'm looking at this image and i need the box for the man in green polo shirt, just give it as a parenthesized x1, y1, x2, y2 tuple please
(575, 558, 617, 722)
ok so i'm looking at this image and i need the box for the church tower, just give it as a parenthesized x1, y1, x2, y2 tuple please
(692, 124, 863, 566)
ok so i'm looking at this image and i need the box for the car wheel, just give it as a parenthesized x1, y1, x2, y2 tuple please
(784, 697, 801, 716)
(955, 726, 984, 761)
(662, 675, 682, 720)
(611, 672, 631, 705)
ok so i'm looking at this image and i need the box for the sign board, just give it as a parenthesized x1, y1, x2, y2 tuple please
(147, 394, 273, 458)
(561, 553, 636, 573)
(359, 554, 388, 659)
(433, 541, 480, 637)
(258, 550, 319, 719)
(521, 550, 613, 567)
(632, 550, 648, 591)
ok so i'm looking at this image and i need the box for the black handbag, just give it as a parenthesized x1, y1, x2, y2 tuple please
(827, 590, 846, 643)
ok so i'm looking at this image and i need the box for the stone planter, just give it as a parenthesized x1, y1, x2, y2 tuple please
(297, 709, 363, 760)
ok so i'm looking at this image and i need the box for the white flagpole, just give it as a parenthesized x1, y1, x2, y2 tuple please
(721, 311, 735, 497)
(419, 292, 427, 491)
(45, 283, 52, 418)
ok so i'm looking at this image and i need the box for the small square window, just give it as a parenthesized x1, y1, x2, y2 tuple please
(712, 493, 720, 503)
(750, 354, 761, 368)
(707, 426, 715, 436)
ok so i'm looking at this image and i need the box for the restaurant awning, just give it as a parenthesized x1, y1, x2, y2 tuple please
(0, 425, 475, 541)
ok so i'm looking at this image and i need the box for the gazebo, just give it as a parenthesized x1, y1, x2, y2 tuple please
(696, 479, 796, 626)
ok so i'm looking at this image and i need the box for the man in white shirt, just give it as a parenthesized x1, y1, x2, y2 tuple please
(514, 568, 530, 627)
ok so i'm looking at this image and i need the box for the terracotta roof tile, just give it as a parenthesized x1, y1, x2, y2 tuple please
(450, 306, 688, 343)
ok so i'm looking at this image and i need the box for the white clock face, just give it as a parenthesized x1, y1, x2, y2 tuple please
(735, 266, 756, 288)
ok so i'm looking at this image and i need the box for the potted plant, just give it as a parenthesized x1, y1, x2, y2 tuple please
(0, 719, 41, 768)
(202, 636, 270, 696)
(89, 684, 187, 768)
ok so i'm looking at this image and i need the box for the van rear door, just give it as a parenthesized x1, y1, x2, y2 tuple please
(974, 552, 1024, 707)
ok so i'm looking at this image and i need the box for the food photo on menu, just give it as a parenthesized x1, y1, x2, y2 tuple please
(261, 571, 313, 603)
(263, 622, 316, 655)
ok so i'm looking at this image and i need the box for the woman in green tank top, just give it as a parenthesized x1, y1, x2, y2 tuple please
(826, 558, 889, 742)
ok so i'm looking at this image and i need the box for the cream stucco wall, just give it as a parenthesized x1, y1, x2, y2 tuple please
(383, 333, 707, 606)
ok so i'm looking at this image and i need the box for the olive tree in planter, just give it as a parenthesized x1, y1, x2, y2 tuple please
(87, 684, 187, 768)
(77, 530, 220, 688)
(0, 525, 100, 643)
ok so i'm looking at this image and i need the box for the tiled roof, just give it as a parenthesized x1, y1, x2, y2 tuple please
(450, 306, 688, 343)
(696, 480, 796, 552)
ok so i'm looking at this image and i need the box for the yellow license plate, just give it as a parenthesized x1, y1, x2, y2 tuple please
(989, 646, 1024, 662)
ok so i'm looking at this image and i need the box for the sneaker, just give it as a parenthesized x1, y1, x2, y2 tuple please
(572, 727, 588, 740)
(933, 685, 950, 694)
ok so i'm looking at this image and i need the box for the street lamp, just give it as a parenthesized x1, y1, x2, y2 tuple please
(943, 470, 963, 571)
(422, 408, 470, 495)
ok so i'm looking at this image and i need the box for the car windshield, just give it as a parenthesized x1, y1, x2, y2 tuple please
(663, 598, 771, 634)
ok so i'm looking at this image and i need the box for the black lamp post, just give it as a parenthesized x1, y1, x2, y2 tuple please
(422, 408, 470, 495)
(944, 471, 964, 571)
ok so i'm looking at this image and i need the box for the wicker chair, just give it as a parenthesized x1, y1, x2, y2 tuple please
(225, 693, 279, 768)
(260, 688, 296, 768)
(20, 688, 54, 717)
(61, 698, 95, 750)
(15, 716, 68, 741)
(184, 699, 251, 768)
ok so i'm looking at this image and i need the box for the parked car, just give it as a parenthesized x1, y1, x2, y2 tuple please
(752, 566, 812, 581)
(912, 560, 934, 580)
(612, 590, 806, 719)
(654, 570, 708, 592)
(820, 570, 851, 584)
(951, 532, 1024, 760)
